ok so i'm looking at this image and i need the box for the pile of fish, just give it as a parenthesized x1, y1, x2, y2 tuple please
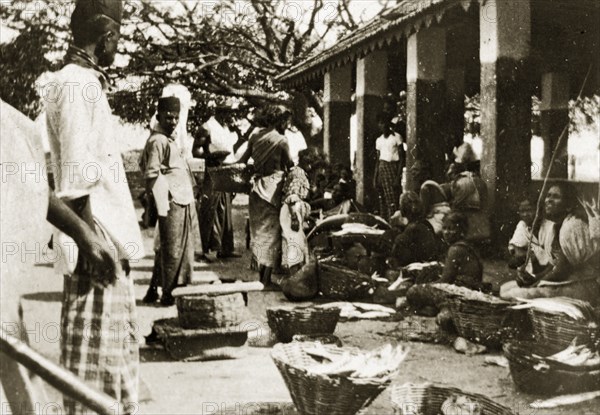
(511, 297, 597, 320)
(331, 223, 386, 236)
(305, 343, 409, 379)
(318, 302, 396, 320)
(540, 340, 600, 369)
(429, 283, 508, 304)
(440, 394, 482, 415)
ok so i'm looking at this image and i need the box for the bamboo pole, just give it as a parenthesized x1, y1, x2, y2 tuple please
(0, 328, 116, 415)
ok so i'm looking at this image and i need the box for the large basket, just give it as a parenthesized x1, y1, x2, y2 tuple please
(528, 308, 600, 353)
(318, 258, 373, 301)
(271, 342, 391, 415)
(503, 340, 600, 395)
(267, 306, 340, 343)
(391, 383, 514, 415)
(447, 292, 511, 348)
(207, 163, 252, 193)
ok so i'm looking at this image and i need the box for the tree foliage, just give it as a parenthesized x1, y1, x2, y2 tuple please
(1, 0, 397, 136)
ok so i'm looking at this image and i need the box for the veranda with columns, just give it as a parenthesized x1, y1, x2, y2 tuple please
(278, 0, 599, 246)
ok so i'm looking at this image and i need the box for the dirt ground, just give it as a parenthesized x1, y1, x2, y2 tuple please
(16, 196, 598, 415)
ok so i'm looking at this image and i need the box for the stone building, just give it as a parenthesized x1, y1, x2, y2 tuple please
(277, 0, 599, 245)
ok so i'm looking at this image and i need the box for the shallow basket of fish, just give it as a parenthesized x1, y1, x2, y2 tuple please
(271, 342, 404, 415)
(528, 308, 599, 353)
(503, 340, 600, 395)
(267, 306, 341, 343)
(207, 163, 252, 193)
(318, 258, 373, 301)
(445, 288, 511, 348)
(391, 383, 514, 415)
(153, 318, 249, 362)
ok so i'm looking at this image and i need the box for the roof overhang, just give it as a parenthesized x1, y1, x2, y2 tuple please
(276, 0, 474, 87)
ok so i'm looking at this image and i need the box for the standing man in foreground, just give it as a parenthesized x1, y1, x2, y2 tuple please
(45, 1, 144, 413)
(140, 97, 197, 305)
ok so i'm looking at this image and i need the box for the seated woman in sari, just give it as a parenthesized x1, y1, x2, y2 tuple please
(500, 182, 600, 306)
(237, 105, 294, 288)
(386, 192, 444, 269)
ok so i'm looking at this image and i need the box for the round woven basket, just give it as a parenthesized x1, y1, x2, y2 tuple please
(391, 383, 514, 415)
(267, 306, 340, 343)
(528, 308, 600, 353)
(207, 163, 252, 193)
(271, 342, 392, 415)
(318, 259, 373, 301)
(503, 340, 600, 395)
(447, 294, 510, 348)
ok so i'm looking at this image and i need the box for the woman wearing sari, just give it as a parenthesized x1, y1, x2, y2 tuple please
(500, 182, 600, 305)
(238, 106, 294, 288)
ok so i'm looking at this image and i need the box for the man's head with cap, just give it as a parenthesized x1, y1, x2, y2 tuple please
(157, 97, 181, 136)
(71, 0, 123, 67)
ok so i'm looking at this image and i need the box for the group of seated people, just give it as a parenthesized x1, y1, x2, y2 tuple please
(379, 180, 600, 324)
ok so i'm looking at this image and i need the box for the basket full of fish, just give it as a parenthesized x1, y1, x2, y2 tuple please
(503, 339, 600, 395)
(511, 297, 599, 352)
(391, 383, 515, 415)
(271, 342, 409, 415)
(438, 284, 511, 348)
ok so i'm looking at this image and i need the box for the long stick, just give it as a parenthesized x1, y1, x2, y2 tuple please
(0, 328, 116, 415)
(525, 64, 593, 266)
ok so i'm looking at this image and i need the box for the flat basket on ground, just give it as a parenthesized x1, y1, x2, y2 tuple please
(503, 340, 600, 395)
(207, 163, 251, 193)
(267, 306, 341, 343)
(528, 307, 599, 353)
(271, 342, 392, 415)
(317, 258, 373, 301)
(447, 293, 510, 348)
(391, 383, 514, 415)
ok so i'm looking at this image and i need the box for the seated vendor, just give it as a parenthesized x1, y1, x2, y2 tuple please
(387, 191, 444, 269)
(500, 182, 600, 306)
(406, 211, 484, 318)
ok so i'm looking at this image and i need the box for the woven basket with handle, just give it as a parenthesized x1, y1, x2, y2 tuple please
(271, 342, 392, 415)
(267, 306, 340, 343)
(391, 383, 514, 415)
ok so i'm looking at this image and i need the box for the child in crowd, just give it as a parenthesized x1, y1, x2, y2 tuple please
(280, 165, 311, 274)
(508, 199, 536, 268)
(438, 211, 484, 290)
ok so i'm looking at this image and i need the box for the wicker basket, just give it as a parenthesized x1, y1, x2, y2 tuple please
(153, 318, 248, 361)
(318, 258, 373, 301)
(207, 163, 252, 193)
(447, 294, 511, 348)
(391, 383, 514, 415)
(528, 308, 600, 353)
(503, 341, 600, 395)
(271, 342, 392, 415)
(267, 306, 341, 343)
